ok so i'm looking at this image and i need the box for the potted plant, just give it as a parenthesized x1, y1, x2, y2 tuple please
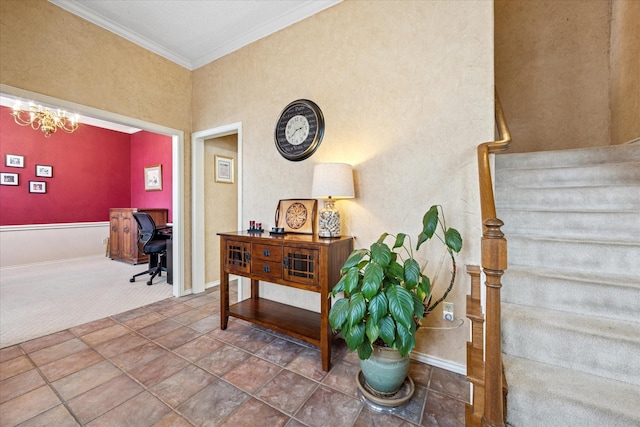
(328, 204, 462, 396)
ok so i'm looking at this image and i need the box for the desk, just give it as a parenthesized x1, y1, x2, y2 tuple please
(157, 226, 173, 285)
(218, 231, 353, 371)
(109, 208, 168, 264)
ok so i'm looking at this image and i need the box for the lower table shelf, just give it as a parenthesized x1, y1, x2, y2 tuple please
(229, 298, 321, 346)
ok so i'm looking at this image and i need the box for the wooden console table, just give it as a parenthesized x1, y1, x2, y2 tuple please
(218, 231, 353, 371)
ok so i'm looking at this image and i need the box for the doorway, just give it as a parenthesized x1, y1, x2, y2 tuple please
(0, 83, 186, 297)
(191, 123, 243, 295)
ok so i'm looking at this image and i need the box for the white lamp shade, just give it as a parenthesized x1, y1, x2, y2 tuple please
(311, 163, 355, 199)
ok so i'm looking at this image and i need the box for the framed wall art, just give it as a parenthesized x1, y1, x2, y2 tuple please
(5, 154, 24, 168)
(36, 165, 53, 178)
(0, 173, 19, 186)
(274, 199, 317, 234)
(29, 181, 47, 193)
(144, 164, 162, 191)
(215, 155, 234, 183)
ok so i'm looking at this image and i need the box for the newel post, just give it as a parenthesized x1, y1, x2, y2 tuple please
(482, 218, 507, 427)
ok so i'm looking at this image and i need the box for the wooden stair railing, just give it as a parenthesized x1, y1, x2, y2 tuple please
(465, 265, 485, 425)
(466, 89, 511, 427)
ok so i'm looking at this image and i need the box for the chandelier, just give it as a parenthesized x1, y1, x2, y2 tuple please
(11, 102, 79, 137)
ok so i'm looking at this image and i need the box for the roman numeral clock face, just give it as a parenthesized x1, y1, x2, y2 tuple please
(274, 99, 324, 161)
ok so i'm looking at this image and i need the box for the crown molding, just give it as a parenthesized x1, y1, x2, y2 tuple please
(49, 0, 340, 71)
(49, 0, 192, 69)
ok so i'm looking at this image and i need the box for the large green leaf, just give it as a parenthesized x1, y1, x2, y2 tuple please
(418, 274, 431, 299)
(395, 323, 415, 357)
(368, 292, 388, 324)
(387, 260, 404, 281)
(345, 322, 365, 351)
(328, 298, 349, 330)
(378, 316, 396, 347)
(445, 228, 463, 253)
(376, 232, 389, 244)
(343, 267, 361, 295)
(417, 205, 439, 250)
(362, 263, 383, 299)
(365, 316, 380, 344)
(370, 242, 392, 266)
(341, 249, 368, 272)
(393, 233, 407, 249)
(347, 292, 366, 327)
(411, 291, 425, 319)
(403, 258, 420, 289)
(357, 339, 373, 360)
(386, 285, 414, 330)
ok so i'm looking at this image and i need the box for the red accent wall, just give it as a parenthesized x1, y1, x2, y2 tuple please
(130, 131, 173, 222)
(0, 106, 171, 225)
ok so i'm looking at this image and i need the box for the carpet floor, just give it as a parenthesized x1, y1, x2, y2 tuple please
(0, 256, 173, 348)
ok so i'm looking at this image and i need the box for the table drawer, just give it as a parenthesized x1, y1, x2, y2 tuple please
(251, 259, 282, 279)
(252, 243, 283, 262)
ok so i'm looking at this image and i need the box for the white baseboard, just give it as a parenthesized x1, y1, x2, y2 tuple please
(205, 276, 239, 290)
(410, 352, 466, 376)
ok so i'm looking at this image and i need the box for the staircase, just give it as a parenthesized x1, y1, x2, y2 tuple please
(494, 143, 640, 426)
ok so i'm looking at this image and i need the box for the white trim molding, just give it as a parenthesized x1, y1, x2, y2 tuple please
(192, 123, 243, 295)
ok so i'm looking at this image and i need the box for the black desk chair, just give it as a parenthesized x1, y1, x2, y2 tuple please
(130, 212, 169, 286)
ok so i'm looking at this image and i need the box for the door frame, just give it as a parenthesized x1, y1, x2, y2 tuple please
(0, 83, 186, 297)
(191, 123, 243, 295)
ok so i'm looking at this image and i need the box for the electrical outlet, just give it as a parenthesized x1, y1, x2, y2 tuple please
(443, 302, 454, 321)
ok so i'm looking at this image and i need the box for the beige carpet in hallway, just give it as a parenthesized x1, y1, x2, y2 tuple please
(0, 255, 173, 348)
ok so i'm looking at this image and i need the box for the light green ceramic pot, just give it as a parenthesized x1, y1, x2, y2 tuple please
(360, 345, 409, 394)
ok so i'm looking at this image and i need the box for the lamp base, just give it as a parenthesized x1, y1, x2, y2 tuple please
(318, 199, 341, 237)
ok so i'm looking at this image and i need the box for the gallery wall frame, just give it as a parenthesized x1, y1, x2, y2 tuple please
(215, 155, 234, 184)
(35, 164, 53, 177)
(0, 172, 18, 186)
(5, 154, 24, 168)
(144, 164, 162, 191)
(29, 180, 46, 193)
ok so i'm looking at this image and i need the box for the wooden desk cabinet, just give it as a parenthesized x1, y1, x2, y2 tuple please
(219, 231, 353, 371)
(109, 208, 168, 264)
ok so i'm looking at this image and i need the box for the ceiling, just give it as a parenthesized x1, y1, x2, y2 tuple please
(49, 0, 341, 70)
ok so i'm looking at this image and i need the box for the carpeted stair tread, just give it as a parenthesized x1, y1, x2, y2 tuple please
(502, 266, 640, 322)
(494, 184, 640, 210)
(495, 161, 640, 188)
(503, 354, 640, 427)
(506, 235, 640, 276)
(497, 209, 640, 241)
(495, 144, 640, 169)
(502, 302, 640, 386)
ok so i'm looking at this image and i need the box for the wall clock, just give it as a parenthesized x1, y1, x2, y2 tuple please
(274, 99, 324, 161)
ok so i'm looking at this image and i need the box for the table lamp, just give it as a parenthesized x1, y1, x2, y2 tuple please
(311, 163, 355, 237)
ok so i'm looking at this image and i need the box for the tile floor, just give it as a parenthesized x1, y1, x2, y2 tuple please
(0, 287, 468, 426)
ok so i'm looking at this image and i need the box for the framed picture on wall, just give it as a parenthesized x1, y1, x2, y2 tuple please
(29, 181, 47, 193)
(36, 165, 53, 178)
(0, 173, 19, 186)
(5, 154, 24, 168)
(215, 155, 234, 184)
(144, 164, 163, 191)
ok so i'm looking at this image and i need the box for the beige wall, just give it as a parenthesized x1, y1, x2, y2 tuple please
(0, 0, 193, 288)
(495, 0, 612, 152)
(610, 0, 640, 145)
(192, 0, 494, 366)
(204, 135, 238, 285)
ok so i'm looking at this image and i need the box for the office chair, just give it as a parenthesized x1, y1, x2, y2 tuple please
(130, 212, 169, 286)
